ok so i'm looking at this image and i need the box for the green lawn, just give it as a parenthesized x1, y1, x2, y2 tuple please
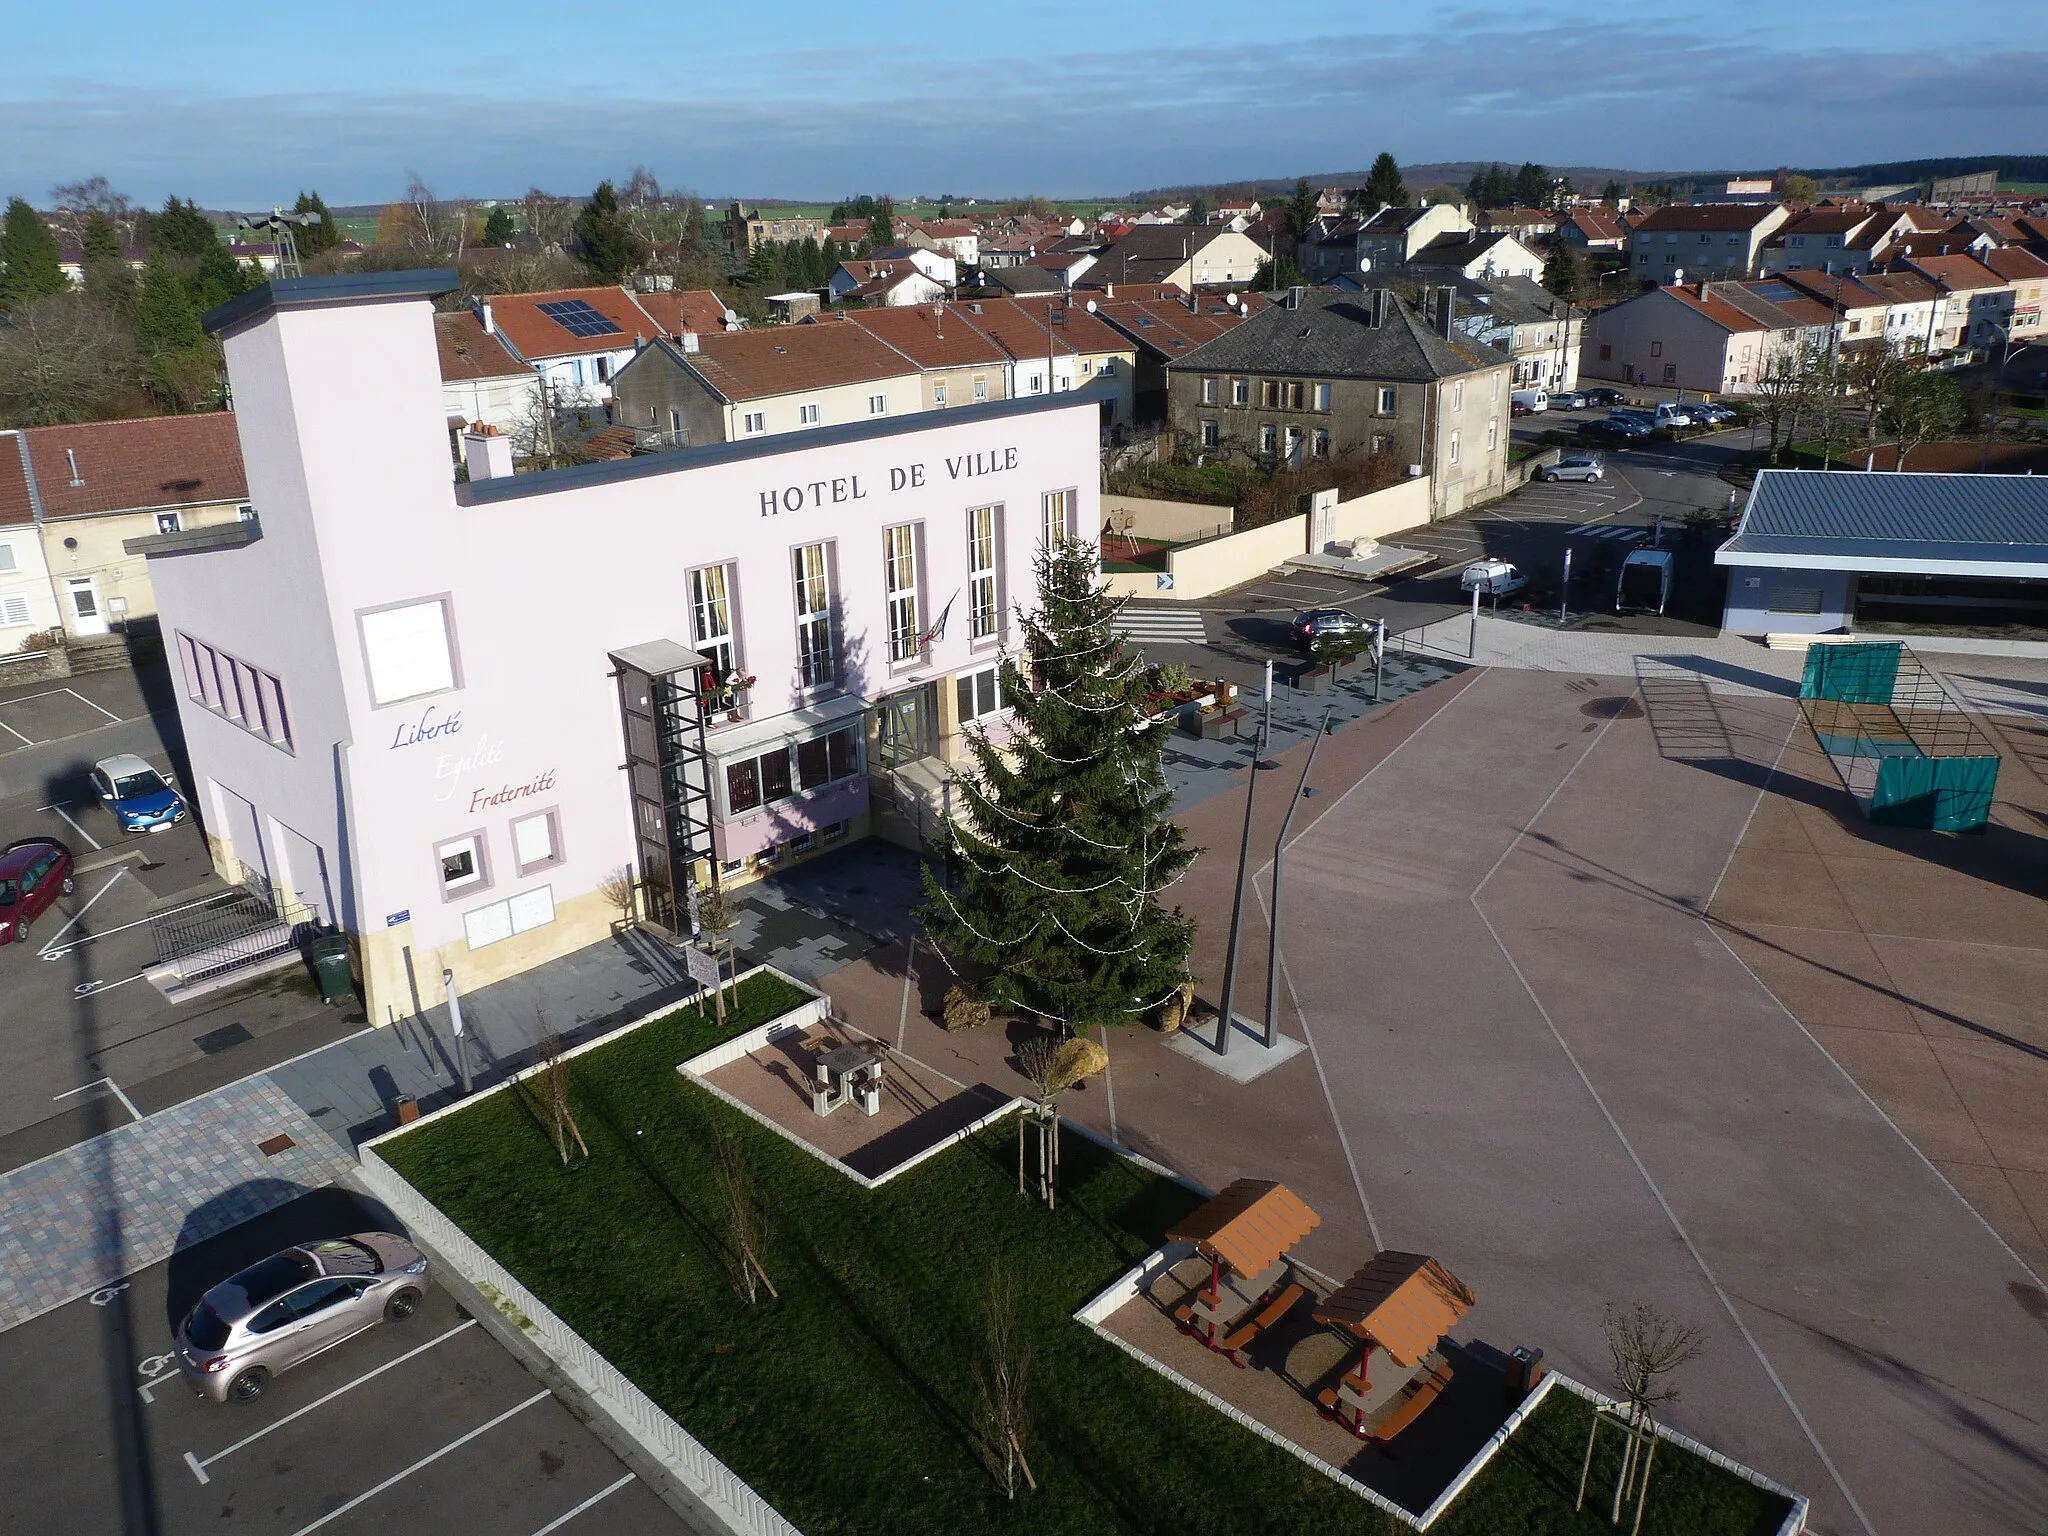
(1431, 1389, 1789, 1536)
(381, 974, 1792, 1536)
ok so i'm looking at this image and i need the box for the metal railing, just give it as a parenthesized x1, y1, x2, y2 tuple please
(150, 863, 315, 983)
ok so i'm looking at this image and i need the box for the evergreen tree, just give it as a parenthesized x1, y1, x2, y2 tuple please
(868, 198, 894, 249)
(1602, 179, 1626, 206)
(1363, 152, 1406, 209)
(1513, 162, 1550, 208)
(1, 197, 69, 308)
(189, 241, 251, 313)
(1287, 177, 1318, 237)
(917, 540, 1196, 1033)
(573, 180, 635, 283)
(1185, 195, 1209, 226)
(150, 196, 220, 259)
(293, 190, 339, 255)
(137, 256, 204, 357)
(1541, 243, 1581, 305)
(481, 206, 516, 246)
(81, 210, 122, 264)
(797, 235, 823, 287)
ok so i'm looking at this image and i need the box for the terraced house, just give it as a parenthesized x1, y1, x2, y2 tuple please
(1167, 286, 1512, 518)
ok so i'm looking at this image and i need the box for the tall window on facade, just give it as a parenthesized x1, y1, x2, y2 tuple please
(792, 543, 835, 689)
(968, 505, 1000, 642)
(884, 524, 920, 663)
(690, 564, 736, 676)
(1041, 489, 1070, 547)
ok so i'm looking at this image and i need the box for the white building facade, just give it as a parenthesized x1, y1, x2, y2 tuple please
(137, 271, 1101, 1028)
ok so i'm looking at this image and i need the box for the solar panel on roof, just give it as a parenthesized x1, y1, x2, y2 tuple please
(536, 298, 623, 338)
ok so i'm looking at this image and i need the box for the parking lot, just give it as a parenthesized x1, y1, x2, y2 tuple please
(0, 665, 355, 1172)
(0, 1185, 687, 1536)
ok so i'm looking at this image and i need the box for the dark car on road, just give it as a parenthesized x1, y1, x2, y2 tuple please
(1580, 418, 1649, 445)
(176, 1232, 431, 1403)
(1580, 387, 1627, 407)
(0, 838, 74, 947)
(1292, 608, 1374, 655)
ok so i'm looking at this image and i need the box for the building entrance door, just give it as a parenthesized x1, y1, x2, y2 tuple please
(868, 685, 934, 805)
(66, 577, 108, 637)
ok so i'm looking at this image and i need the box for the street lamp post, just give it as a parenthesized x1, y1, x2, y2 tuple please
(1263, 708, 1334, 1048)
(1213, 715, 1272, 1058)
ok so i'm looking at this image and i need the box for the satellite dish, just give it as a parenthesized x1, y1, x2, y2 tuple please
(1673, 267, 1685, 284)
(1085, 299, 1097, 312)
(1358, 256, 1372, 272)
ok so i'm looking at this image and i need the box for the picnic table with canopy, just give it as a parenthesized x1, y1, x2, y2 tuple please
(1164, 1179, 1320, 1361)
(1312, 1251, 1475, 1441)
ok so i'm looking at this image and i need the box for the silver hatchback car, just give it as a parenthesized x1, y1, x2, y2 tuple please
(1536, 453, 1604, 483)
(176, 1233, 430, 1403)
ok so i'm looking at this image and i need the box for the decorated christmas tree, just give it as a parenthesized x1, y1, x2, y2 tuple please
(919, 539, 1196, 1033)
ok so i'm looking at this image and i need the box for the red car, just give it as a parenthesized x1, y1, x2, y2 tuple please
(0, 839, 74, 946)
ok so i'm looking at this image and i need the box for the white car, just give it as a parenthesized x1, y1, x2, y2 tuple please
(1460, 559, 1528, 600)
(1536, 454, 1604, 483)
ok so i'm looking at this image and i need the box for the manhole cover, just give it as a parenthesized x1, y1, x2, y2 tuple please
(1580, 697, 1644, 719)
(256, 1134, 296, 1157)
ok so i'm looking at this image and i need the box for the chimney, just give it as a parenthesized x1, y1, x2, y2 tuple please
(1367, 288, 1387, 329)
(66, 448, 84, 486)
(1697, 280, 1709, 299)
(1436, 286, 1457, 339)
(681, 331, 700, 354)
(462, 424, 514, 481)
(478, 299, 496, 334)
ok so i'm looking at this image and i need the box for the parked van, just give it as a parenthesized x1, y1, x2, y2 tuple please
(1510, 389, 1549, 413)
(1615, 549, 1675, 615)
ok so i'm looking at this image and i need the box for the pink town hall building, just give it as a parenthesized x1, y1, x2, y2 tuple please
(131, 270, 1101, 1026)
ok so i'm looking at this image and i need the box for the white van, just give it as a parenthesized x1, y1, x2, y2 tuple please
(1511, 389, 1549, 413)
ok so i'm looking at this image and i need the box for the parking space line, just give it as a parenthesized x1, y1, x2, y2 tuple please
(0, 717, 33, 746)
(285, 1388, 550, 1536)
(528, 1474, 636, 1535)
(40, 885, 226, 960)
(64, 686, 123, 724)
(43, 801, 103, 851)
(185, 1319, 479, 1483)
(53, 1075, 142, 1122)
(35, 868, 127, 957)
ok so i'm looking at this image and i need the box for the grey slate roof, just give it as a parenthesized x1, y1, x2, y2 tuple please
(1717, 469, 2048, 572)
(1457, 274, 1571, 327)
(1170, 287, 1508, 381)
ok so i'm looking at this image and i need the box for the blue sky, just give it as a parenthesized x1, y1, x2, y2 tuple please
(4, 1, 2040, 207)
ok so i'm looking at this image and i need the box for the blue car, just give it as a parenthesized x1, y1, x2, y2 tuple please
(91, 753, 188, 833)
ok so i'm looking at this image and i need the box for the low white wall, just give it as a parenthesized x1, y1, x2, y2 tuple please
(1103, 494, 1233, 543)
(1328, 478, 1432, 546)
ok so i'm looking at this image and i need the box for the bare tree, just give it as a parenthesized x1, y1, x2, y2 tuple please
(49, 176, 136, 245)
(1745, 343, 1816, 463)
(973, 1263, 1034, 1498)
(1013, 1034, 1107, 1208)
(715, 1124, 777, 1303)
(520, 187, 575, 250)
(401, 173, 447, 254)
(0, 294, 139, 426)
(533, 1032, 591, 1164)
(1578, 1302, 1703, 1532)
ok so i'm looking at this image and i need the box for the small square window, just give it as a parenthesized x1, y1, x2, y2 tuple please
(511, 811, 560, 873)
(798, 401, 821, 425)
(742, 411, 766, 435)
(868, 393, 888, 415)
(156, 511, 182, 535)
(438, 833, 486, 894)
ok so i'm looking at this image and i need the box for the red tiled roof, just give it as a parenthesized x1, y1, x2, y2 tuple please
(485, 286, 658, 361)
(836, 306, 1009, 370)
(1907, 254, 2006, 291)
(1568, 208, 1628, 242)
(1090, 295, 1257, 356)
(953, 296, 1133, 359)
(435, 311, 529, 383)
(1981, 247, 2048, 282)
(677, 324, 916, 402)
(19, 413, 247, 521)
(0, 438, 32, 527)
(629, 289, 732, 337)
(1662, 284, 1770, 332)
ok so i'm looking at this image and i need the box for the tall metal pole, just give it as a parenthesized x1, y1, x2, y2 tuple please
(1560, 547, 1573, 625)
(1214, 718, 1268, 1058)
(443, 968, 473, 1095)
(1265, 707, 1333, 1047)
(1374, 617, 1386, 700)
(1469, 580, 1481, 658)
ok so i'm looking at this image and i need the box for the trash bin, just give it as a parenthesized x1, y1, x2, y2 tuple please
(308, 932, 354, 1005)
(391, 1093, 419, 1127)
(1504, 1345, 1546, 1396)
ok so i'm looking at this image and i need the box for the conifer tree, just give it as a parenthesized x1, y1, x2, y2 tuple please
(1363, 152, 1406, 209)
(1, 197, 69, 308)
(481, 206, 516, 246)
(573, 180, 635, 283)
(136, 258, 205, 358)
(919, 539, 1196, 1033)
(293, 190, 339, 255)
(81, 210, 122, 265)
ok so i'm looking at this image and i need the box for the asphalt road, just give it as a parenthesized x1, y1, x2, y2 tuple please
(0, 665, 358, 1170)
(0, 1186, 686, 1536)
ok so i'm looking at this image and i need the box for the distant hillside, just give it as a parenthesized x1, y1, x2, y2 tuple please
(1795, 155, 2048, 186)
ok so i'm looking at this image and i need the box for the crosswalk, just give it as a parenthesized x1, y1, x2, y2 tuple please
(1567, 523, 1650, 541)
(1114, 606, 1209, 644)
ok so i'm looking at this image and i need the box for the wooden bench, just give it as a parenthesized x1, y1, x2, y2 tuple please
(1216, 1281, 1306, 1357)
(1370, 1360, 1454, 1444)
